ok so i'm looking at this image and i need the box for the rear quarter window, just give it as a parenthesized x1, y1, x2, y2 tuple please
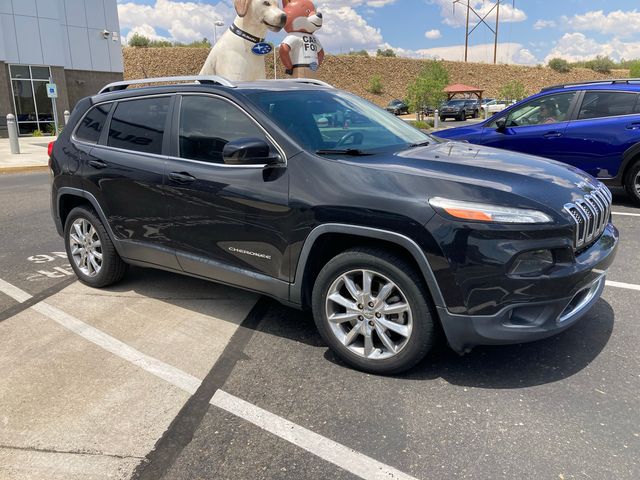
(578, 91, 640, 119)
(75, 103, 112, 144)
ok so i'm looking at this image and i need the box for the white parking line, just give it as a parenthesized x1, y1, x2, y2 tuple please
(211, 390, 419, 480)
(0, 277, 417, 480)
(0, 278, 33, 303)
(612, 211, 640, 217)
(606, 280, 640, 291)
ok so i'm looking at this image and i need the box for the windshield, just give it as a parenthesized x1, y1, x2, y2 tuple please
(247, 90, 434, 155)
(445, 100, 467, 106)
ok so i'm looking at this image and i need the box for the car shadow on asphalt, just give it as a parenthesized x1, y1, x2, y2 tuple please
(98, 267, 614, 390)
(257, 297, 615, 390)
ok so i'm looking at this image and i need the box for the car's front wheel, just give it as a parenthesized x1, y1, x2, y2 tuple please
(311, 248, 435, 374)
(64, 206, 128, 287)
(625, 160, 640, 204)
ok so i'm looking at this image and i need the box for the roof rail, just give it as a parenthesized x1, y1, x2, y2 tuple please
(541, 78, 640, 92)
(272, 78, 334, 88)
(98, 75, 236, 94)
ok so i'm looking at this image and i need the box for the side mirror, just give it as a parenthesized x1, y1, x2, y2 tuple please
(222, 138, 282, 166)
(495, 118, 507, 131)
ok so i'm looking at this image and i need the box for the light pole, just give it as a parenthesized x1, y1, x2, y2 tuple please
(213, 20, 225, 44)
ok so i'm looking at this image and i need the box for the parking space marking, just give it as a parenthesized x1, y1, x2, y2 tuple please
(32, 302, 202, 395)
(606, 280, 640, 291)
(612, 211, 640, 217)
(0, 278, 418, 480)
(0, 278, 33, 303)
(210, 390, 419, 480)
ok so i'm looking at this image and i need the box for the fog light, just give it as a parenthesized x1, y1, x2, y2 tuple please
(509, 249, 554, 276)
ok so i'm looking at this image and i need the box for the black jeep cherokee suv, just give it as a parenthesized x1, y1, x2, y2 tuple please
(50, 76, 618, 374)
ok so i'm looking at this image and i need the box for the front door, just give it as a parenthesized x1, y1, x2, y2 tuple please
(481, 91, 579, 162)
(163, 94, 291, 293)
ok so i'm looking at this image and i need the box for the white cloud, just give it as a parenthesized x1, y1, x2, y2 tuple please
(118, 0, 235, 44)
(544, 32, 640, 63)
(430, 0, 526, 28)
(315, 5, 383, 52)
(533, 19, 556, 30)
(414, 42, 538, 65)
(566, 9, 640, 38)
(425, 29, 442, 40)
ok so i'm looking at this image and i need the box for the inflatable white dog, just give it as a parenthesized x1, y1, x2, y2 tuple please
(200, 0, 287, 81)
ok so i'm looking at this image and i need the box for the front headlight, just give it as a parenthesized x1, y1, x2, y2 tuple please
(429, 197, 553, 224)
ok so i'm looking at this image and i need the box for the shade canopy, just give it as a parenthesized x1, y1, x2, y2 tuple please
(444, 83, 484, 100)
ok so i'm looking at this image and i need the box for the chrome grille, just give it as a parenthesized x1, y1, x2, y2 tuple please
(564, 186, 612, 249)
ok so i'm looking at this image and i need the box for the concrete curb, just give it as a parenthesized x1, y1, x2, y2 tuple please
(0, 165, 49, 175)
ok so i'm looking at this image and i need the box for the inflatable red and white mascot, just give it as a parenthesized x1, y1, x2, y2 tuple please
(279, 0, 325, 79)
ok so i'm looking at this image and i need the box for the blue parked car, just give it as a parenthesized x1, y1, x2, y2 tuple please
(436, 79, 640, 203)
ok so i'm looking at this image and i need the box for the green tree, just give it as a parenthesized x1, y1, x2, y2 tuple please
(548, 58, 571, 73)
(376, 48, 396, 58)
(629, 61, 640, 78)
(406, 61, 449, 113)
(367, 74, 383, 94)
(499, 80, 527, 102)
(348, 49, 369, 57)
(148, 39, 173, 47)
(585, 55, 615, 74)
(128, 33, 151, 47)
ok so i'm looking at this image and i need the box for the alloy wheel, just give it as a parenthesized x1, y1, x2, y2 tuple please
(69, 218, 103, 277)
(635, 170, 640, 196)
(325, 269, 413, 360)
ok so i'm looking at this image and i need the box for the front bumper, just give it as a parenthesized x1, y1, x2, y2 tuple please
(438, 223, 618, 353)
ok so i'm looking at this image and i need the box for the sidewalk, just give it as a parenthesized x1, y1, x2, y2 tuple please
(0, 135, 57, 173)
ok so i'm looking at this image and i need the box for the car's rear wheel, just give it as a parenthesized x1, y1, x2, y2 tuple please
(64, 206, 128, 287)
(624, 160, 640, 204)
(311, 248, 435, 374)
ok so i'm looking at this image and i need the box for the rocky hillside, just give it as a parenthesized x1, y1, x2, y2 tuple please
(123, 47, 629, 106)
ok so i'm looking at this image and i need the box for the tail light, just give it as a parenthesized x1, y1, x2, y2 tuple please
(47, 141, 55, 158)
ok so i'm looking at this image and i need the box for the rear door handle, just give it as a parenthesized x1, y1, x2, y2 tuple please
(168, 172, 196, 184)
(625, 123, 640, 130)
(88, 160, 108, 169)
(543, 131, 563, 138)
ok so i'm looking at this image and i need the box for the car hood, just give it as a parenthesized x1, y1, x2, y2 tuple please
(361, 141, 604, 214)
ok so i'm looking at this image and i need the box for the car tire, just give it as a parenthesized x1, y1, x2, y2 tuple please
(440, 116, 445, 122)
(64, 206, 128, 288)
(311, 247, 435, 375)
(459, 111, 466, 121)
(625, 160, 640, 204)
(473, 109, 479, 118)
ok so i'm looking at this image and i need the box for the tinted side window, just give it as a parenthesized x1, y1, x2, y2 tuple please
(578, 91, 639, 120)
(75, 103, 112, 144)
(178, 96, 270, 164)
(107, 97, 170, 154)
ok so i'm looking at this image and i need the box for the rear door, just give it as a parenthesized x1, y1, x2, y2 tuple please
(562, 90, 640, 178)
(163, 94, 291, 294)
(481, 91, 579, 161)
(81, 95, 178, 268)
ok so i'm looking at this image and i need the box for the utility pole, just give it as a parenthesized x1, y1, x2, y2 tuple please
(453, 1, 513, 64)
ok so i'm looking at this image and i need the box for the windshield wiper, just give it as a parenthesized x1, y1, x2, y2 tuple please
(315, 149, 372, 156)
(408, 141, 431, 148)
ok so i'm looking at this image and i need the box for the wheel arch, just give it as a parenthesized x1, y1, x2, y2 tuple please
(290, 224, 446, 310)
(620, 143, 640, 185)
(57, 188, 124, 257)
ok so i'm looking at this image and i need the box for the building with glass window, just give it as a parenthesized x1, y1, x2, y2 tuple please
(0, 0, 123, 136)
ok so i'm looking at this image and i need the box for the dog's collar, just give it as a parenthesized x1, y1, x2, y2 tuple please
(230, 23, 264, 44)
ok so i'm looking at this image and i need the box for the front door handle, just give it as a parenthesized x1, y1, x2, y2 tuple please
(625, 123, 640, 130)
(88, 160, 108, 169)
(543, 131, 563, 138)
(168, 172, 196, 184)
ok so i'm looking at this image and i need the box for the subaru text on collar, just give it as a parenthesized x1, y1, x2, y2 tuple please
(49, 75, 618, 374)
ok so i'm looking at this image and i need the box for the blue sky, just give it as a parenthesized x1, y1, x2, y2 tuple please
(117, 0, 640, 64)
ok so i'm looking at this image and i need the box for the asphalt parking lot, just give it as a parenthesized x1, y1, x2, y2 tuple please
(1, 171, 639, 480)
